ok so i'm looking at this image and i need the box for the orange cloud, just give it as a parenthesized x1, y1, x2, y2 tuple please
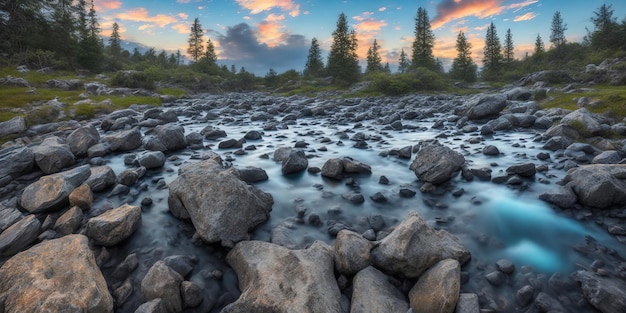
(431, 0, 505, 29)
(352, 14, 388, 59)
(434, 33, 482, 65)
(513, 12, 537, 22)
(115, 8, 177, 27)
(257, 20, 286, 47)
(100, 18, 127, 37)
(508, 0, 538, 12)
(94, 0, 122, 12)
(178, 12, 188, 19)
(235, 0, 300, 17)
(172, 23, 189, 34)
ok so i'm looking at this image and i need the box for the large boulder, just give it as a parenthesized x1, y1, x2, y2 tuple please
(371, 211, 470, 278)
(463, 94, 508, 120)
(85, 165, 117, 192)
(334, 230, 374, 275)
(168, 159, 273, 247)
(67, 125, 100, 157)
(0, 146, 35, 177)
(141, 260, 183, 313)
(350, 266, 409, 313)
(282, 149, 308, 175)
(102, 128, 142, 152)
(574, 270, 626, 313)
(86, 204, 141, 246)
(560, 108, 602, 137)
(223, 240, 342, 313)
(0, 235, 113, 313)
(321, 158, 344, 180)
(0, 116, 27, 138)
(32, 136, 76, 174)
(0, 214, 41, 256)
(410, 142, 465, 184)
(20, 165, 91, 213)
(154, 124, 187, 151)
(561, 164, 626, 209)
(408, 259, 460, 313)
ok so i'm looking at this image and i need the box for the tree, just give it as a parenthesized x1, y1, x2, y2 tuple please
(327, 12, 359, 85)
(203, 38, 217, 65)
(482, 22, 502, 79)
(398, 49, 410, 73)
(366, 39, 383, 74)
(108, 22, 122, 56)
(187, 18, 204, 62)
(304, 37, 324, 77)
(550, 11, 567, 49)
(77, 0, 103, 71)
(534, 34, 545, 56)
(411, 7, 436, 71)
(589, 4, 620, 50)
(503, 28, 514, 63)
(449, 31, 477, 82)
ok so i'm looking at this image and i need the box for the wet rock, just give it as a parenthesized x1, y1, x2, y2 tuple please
(369, 192, 387, 202)
(592, 150, 621, 164)
(163, 255, 195, 278)
(53, 206, 84, 236)
(575, 270, 626, 313)
(351, 266, 409, 313)
(0, 235, 113, 312)
(333, 230, 374, 275)
(113, 278, 133, 306)
(110, 253, 139, 280)
(410, 142, 465, 184)
(223, 240, 341, 313)
(141, 260, 183, 313)
(117, 169, 139, 186)
(486, 271, 506, 286)
(168, 159, 273, 247)
(0, 214, 41, 256)
(134, 298, 165, 313)
(181, 281, 203, 308)
(86, 204, 142, 246)
(218, 138, 242, 149)
(463, 94, 508, 120)
(341, 157, 371, 174)
(0, 146, 35, 177)
(85, 165, 117, 192)
(399, 188, 416, 198)
(69, 183, 93, 209)
(0, 116, 27, 138)
(371, 211, 470, 278)
(409, 259, 460, 313)
(103, 128, 142, 152)
(534, 291, 565, 312)
(342, 191, 364, 204)
(137, 151, 166, 169)
(67, 125, 100, 157)
(543, 135, 573, 151)
(273, 147, 292, 162)
(482, 145, 500, 155)
(506, 163, 536, 177)
(0, 207, 22, 232)
(282, 149, 308, 174)
(32, 136, 75, 174)
(328, 220, 353, 236)
(154, 124, 186, 151)
(200, 126, 227, 140)
(496, 258, 515, 274)
(230, 166, 269, 183)
(321, 158, 344, 180)
(185, 131, 203, 148)
(562, 164, 626, 208)
(516, 285, 534, 307)
(539, 183, 577, 208)
(20, 165, 91, 213)
(244, 130, 262, 140)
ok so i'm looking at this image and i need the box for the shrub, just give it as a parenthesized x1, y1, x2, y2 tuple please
(369, 68, 446, 95)
(25, 105, 61, 126)
(110, 71, 156, 90)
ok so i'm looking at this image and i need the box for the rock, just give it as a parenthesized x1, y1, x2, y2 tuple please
(0, 116, 27, 138)
(32, 136, 76, 174)
(103, 128, 142, 152)
(244, 130, 262, 140)
(46, 78, 83, 90)
(341, 157, 372, 174)
(351, 266, 409, 313)
(200, 126, 227, 140)
(230, 166, 269, 183)
(0, 215, 41, 256)
(168, 159, 273, 247)
(455, 293, 480, 313)
(592, 150, 621, 164)
(137, 151, 166, 169)
(114, 278, 133, 305)
(141, 260, 183, 313)
(219, 138, 242, 149)
(85, 165, 117, 192)
(135, 298, 166, 313)
(505, 87, 532, 101)
(506, 163, 536, 177)
(0, 235, 113, 312)
(185, 132, 203, 148)
(410, 142, 465, 184)
(53, 206, 84, 236)
(86, 204, 142, 246)
(154, 124, 186, 151)
(222, 240, 341, 313)
(496, 259, 515, 274)
(334, 230, 374, 275)
(0, 146, 35, 177)
(20, 165, 91, 213)
(409, 259, 460, 313)
(0, 207, 22, 232)
(282, 149, 308, 174)
(575, 270, 626, 313)
(543, 136, 573, 151)
(163, 255, 195, 278)
(562, 164, 626, 208)
(561, 108, 602, 136)
(516, 285, 534, 307)
(110, 253, 139, 280)
(67, 125, 100, 157)
(482, 145, 500, 155)
(321, 158, 344, 180)
(486, 271, 506, 286)
(464, 94, 507, 120)
(273, 147, 292, 162)
(371, 211, 470, 278)
(69, 183, 93, 209)
(118, 169, 139, 186)
(342, 191, 364, 204)
(534, 292, 565, 312)
(539, 183, 577, 208)
(181, 281, 203, 308)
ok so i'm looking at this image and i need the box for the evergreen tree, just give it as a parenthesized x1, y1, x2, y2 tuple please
(383, 62, 391, 74)
(108, 22, 122, 57)
(534, 34, 545, 56)
(327, 13, 359, 84)
(304, 37, 325, 77)
(589, 4, 620, 50)
(550, 11, 567, 49)
(176, 50, 182, 66)
(203, 38, 217, 65)
(398, 49, 410, 73)
(411, 7, 436, 71)
(77, 0, 103, 71)
(482, 22, 502, 79)
(365, 39, 383, 74)
(503, 28, 514, 63)
(449, 31, 477, 82)
(188, 18, 204, 62)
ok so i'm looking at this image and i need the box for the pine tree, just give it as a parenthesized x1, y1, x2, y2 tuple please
(327, 12, 359, 85)
(77, 0, 103, 71)
(108, 22, 122, 57)
(503, 28, 514, 63)
(534, 34, 545, 56)
(449, 31, 477, 83)
(482, 22, 502, 80)
(411, 7, 436, 71)
(383, 62, 391, 74)
(398, 49, 410, 73)
(550, 11, 567, 49)
(365, 39, 383, 74)
(589, 4, 619, 50)
(204, 38, 217, 65)
(304, 37, 324, 77)
(188, 18, 204, 62)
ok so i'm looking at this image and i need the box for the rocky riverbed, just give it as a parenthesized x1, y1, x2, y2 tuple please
(0, 87, 625, 313)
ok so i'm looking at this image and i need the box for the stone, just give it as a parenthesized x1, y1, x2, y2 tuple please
(32, 136, 76, 174)
(219, 138, 242, 149)
(464, 94, 508, 120)
(562, 164, 626, 208)
(534, 292, 565, 312)
(134, 298, 166, 313)
(486, 271, 506, 286)
(86, 204, 142, 246)
(506, 163, 536, 177)
(230, 166, 269, 183)
(575, 270, 626, 313)
(482, 145, 500, 156)
(67, 125, 100, 157)
(410, 142, 465, 184)
(69, 183, 93, 209)
(351, 266, 409, 313)
(273, 147, 292, 162)
(117, 169, 139, 186)
(516, 285, 534, 307)
(543, 136, 573, 151)
(222, 240, 341, 313)
(110, 253, 139, 280)
(321, 158, 344, 180)
(371, 211, 470, 278)
(0, 207, 22, 232)
(409, 259, 460, 313)
(154, 124, 186, 151)
(539, 183, 577, 208)
(0, 116, 27, 138)
(561, 108, 602, 136)
(496, 258, 515, 274)
(168, 159, 273, 247)
(341, 157, 372, 174)
(592, 150, 621, 164)
(282, 149, 308, 174)
(163, 255, 195, 278)
(0, 146, 35, 177)
(334, 230, 374, 275)
(455, 293, 480, 313)
(342, 191, 364, 204)
(505, 87, 532, 101)
(85, 165, 117, 192)
(181, 281, 203, 308)
(103, 128, 142, 152)
(137, 151, 166, 169)
(53, 206, 84, 236)
(20, 165, 91, 213)
(200, 126, 227, 140)
(141, 260, 183, 313)
(244, 130, 262, 140)
(0, 235, 113, 312)
(0, 214, 41, 256)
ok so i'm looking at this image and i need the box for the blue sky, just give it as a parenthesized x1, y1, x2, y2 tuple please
(94, 0, 626, 74)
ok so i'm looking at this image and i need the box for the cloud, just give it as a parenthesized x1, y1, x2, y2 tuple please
(94, 0, 122, 12)
(115, 8, 178, 27)
(172, 23, 189, 34)
(352, 14, 387, 59)
(138, 24, 155, 31)
(379, 7, 386, 12)
(178, 13, 189, 19)
(431, 0, 505, 29)
(100, 17, 127, 37)
(508, 0, 538, 12)
(513, 12, 537, 22)
(235, 0, 300, 17)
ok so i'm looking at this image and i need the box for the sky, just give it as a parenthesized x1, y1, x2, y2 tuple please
(94, 0, 626, 75)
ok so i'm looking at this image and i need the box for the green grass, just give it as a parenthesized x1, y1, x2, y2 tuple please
(280, 84, 344, 97)
(0, 67, 78, 86)
(157, 87, 187, 97)
(539, 85, 626, 120)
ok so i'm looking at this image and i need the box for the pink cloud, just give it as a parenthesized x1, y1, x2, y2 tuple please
(235, 0, 300, 17)
(94, 0, 122, 12)
(115, 7, 178, 27)
(514, 12, 537, 22)
(431, 0, 505, 29)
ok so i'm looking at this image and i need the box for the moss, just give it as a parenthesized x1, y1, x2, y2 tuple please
(540, 85, 626, 120)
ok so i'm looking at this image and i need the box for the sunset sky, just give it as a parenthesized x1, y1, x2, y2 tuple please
(94, 0, 626, 74)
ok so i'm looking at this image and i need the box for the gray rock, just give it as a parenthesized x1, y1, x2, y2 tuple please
(561, 108, 602, 136)
(321, 158, 344, 180)
(371, 211, 470, 278)
(67, 125, 100, 157)
(218, 138, 242, 149)
(0, 116, 27, 138)
(200, 126, 227, 140)
(103, 128, 142, 152)
(516, 285, 534, 307)
(32, 136, 76, 174)
(181, 281, 203, 308)
(244, 130, 262, 140)
(223, 240, 341, 313)
(410, 142, 465, 184)
(0, 207, 22, 232)
(86, 204, 142, 246)
(20, 165, 91, 213)
(562, 164, 626, 208)
(168, 159, 273, 247)
(88, 143, 110, 157)
(0, 146, 35, 177)
(506, 163, 536, 177)
(117, 169, 139, 186)
(141, 261, 183, 313)
(282, 149, 308, 174)
(0, 215, 41, 256)
(163, 255, 195, 278)
(53, 206, 84, 236)
(534, 292, 565, 312)
(113, 278, 133, 306)
(455, 293, 480, 313)
(409, 259, 460, 313)
(543, 135, 573, 151)
(46, 78, 83, 90)
(539, 183, 577, 208)
(486, 271, 506, 286)
(0, 235, 113, 312)
(185, 131, 203, 147)
(334, 230, 374, 275)
(85, 165, 117, 192)
(505, 87, 532, 101)
(273, 146, 292, 162)
(154, 124, 186, 151)
(111, 253, 139, 280)
(496, 259, 515, 274)
(482, 145, 500, 156)
(544, 123, 581, 140)
(341, 157, 372, 174)
(464, 94, 507, 120)
(342, 191, 364, 204)
(351, 266, 408, 313)
(592, 150, 621, 164)
(134, 298, 166, 313)
(137, 151, 166, 169)
(230, 166, 269, 183)
(575, 270, 626, 313)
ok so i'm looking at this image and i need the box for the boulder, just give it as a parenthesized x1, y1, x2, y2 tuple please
(0, 116, 27, 138)
(0, 235, 113, 312)
(137, 151, 166, 169)
(200, 126, 227, 140)
(53, 206, 84, 236)
(562, 164, 626, 209)
(135, 299, 166, 313)
(32, 136, 76, 174)
(321, 158, 344, 180)
(592, 150, 621, 164)
(20, 165, 91, 213)
(505, 87, 532, 101)
(86, 204, 141, 246)
(539, 183, 577, 208)
(273, 147, 292, 162)
(85, 165, 117, 192)
(371, 211, 470, 278)
(334, 230, 374, 275)
(410, 142, 465, 184)
(0, 146, 35, 177)
(561, 108, 602, 136)
(141, 260, 183, 313)
(506, 163, 536, 177)
(67, 125, 100, 157)
(408, 259, 460, 313)
(223, 240, 342, 313)
(229, 166, 269, 183)
(0, 215, 41, 256)
(341, 157, 372, 174)
(282, 149, 308, 175)
(154, 124, 186, 151)
(350, 266, 408, 313)
(168, 159, 273, 247)
(455, 293, 480, 313)
(464, 94, 507, 120)
(69, 183, 93, 209)
(575, 270, 626, 313)
(102, 128, 142, 152)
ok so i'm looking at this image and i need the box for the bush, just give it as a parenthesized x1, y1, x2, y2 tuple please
(25, 105, 61, 126)
(110, 71, 156, 90)
(369, 68, 446, 95)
